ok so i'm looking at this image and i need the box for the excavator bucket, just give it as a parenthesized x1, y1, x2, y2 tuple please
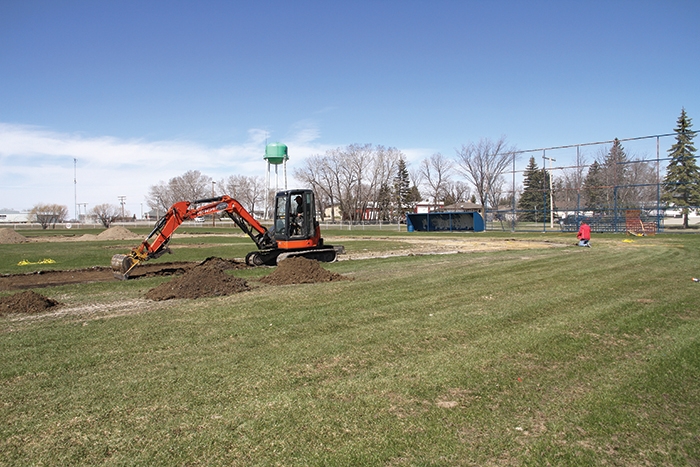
(111, 254, 137, 280)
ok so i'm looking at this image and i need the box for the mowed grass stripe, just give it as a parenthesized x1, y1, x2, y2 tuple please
(1, 234, 699, 465)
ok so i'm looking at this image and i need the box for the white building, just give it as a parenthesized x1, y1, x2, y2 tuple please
(0, 210, 31, 223)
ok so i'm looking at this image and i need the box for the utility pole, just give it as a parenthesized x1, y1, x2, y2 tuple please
(118, 196, 126, 220)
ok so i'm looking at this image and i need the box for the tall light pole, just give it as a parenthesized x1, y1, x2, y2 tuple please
(212, 181, 216, 227)
(74, 158, 78, 222)
(543, 152, 556, 229)
(512, 151, 517, 232)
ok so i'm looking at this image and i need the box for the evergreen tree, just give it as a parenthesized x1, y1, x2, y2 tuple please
(602, 138, 631, 210)
(582, 161, 606, 213)
(443, 192, 457, 206)
(517, 156, 550, 222)
(393, 158, 411, 221)
(662, 108, 700, 228)
(377, 182, 393, 222)
(408, 185, 422, 205)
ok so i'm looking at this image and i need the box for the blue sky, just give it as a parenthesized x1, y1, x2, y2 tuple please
(1, 0, 698, 216)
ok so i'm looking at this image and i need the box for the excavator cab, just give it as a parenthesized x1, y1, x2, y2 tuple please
(247, 189, 338, 266)
(273, 189, 316, 240)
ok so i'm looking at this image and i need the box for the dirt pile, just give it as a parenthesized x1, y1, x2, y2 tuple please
(96, 226, 141, 240)
(0, 228, 28, 244)
(0, 290, 61, 315)
(145, 257, 249, 301)
(260, 256, 346, 285)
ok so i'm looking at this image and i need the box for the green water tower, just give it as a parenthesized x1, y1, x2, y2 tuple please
(264, 143, 289, 218)
(264, 142, 288, 165)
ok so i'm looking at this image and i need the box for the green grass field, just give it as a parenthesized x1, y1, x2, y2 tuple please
(1, 230, 699, 466)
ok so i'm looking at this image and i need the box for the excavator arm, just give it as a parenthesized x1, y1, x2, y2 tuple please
(111, 195, 274, 279)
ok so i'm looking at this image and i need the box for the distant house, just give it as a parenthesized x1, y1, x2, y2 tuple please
(437, 202, 484, 217)
(0, 209, 31, 223)
(414, 201, 443, 213)
(143, 209, 160, 220)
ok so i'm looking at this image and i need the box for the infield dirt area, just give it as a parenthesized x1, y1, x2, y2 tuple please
(0, 230, 567, 316)
(0, 232, 566, 293)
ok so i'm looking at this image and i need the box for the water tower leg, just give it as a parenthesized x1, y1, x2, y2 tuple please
(275, 164, 279, 193)
(284, 159, 288, 190)
(265, 162, 270, 219)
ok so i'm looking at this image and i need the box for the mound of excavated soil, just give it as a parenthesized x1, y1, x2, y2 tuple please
(145, 257, 249, 301)
(96, 226, 141, 240)
(0, 228, 28, 244)
(0, 290, 61, 315)
(260, 256, 346, 285)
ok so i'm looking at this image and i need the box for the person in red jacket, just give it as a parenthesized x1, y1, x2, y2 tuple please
(577, 222, 591, 247)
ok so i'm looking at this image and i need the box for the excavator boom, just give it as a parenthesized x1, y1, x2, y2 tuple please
(111, 195, 274, 279)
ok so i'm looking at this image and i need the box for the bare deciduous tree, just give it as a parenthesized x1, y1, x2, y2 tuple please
(222, 175, 265, 215)
(169, 170, 213, 202)
(419, 152, 453, 204)
(146, 170, 214, 213)
(555, 152, 588, 210)
(343, 143, 374, 221)
(487, 176, 508, 209)
(146, 181, 176, 214)
(294, 144, 402, 222)
(627, 157, 658, 208)
(294, 155, 336, 221)
(91, 203, 121, 228)
(455, 137, 517, 210)
(442, 180, 471, 206)
(30, 204, 68, 229)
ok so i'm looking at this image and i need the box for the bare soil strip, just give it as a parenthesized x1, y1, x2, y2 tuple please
(0, 261, 198, 291)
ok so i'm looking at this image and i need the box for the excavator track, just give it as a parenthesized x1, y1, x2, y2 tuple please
(245, 251, 274, 267)
(245, 245, 344, 267)
(276, 245, 344, 264)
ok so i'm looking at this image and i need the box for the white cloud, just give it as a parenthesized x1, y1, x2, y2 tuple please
(0, 123, 325, 213)
(399, 147, 436, 167)
(0, 122, 431, 215)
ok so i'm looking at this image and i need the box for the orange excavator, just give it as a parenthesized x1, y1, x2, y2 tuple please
(111, 189, 343, 279)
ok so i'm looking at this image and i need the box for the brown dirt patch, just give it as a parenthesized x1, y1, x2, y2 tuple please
(0, 261, 215, 291)
(1, 230, 133, 243)
(0, 228, 28, 244)
(96, 226, 141, 240)
(145, 257, 249, 301)
(338, 236, 567, 260)
(260, 257, 347, 285)
(0, 290, 61, 315)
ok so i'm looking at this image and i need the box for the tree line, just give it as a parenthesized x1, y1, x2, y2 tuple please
(26, 109, 698, 229)
(517, 138, 659, 223)
(140, 108, 698, 227)
(518, 109, 698, 227)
